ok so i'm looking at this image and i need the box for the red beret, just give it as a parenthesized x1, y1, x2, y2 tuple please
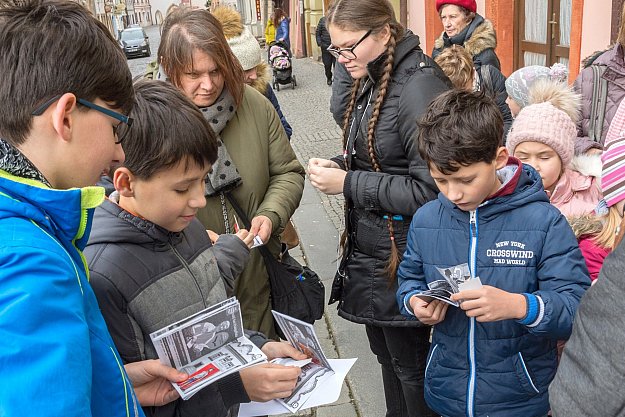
(435, 0, 477, 13)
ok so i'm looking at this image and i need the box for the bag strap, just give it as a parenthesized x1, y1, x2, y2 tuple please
(224, 192, 276, 264)
(589, 64, 608, 142)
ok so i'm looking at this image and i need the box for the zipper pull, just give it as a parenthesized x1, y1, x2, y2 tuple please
(469, 210, 477, 235)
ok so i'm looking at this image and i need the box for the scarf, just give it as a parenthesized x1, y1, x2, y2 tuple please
(0, 138, 51, 187)
(199, 88, 242, 197)
(156, 65, 242, 196)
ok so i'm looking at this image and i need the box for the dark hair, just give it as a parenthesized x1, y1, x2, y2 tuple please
(327, 0, 405, 282)
(417, 89, 503, 175)
(118, 80, 218, 179)
(0, 0, 133, 145)
(272, 8, 287, 29)
(158, 8, 244, 106)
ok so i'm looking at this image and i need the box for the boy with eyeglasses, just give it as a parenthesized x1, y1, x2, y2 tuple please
(0, 1, 187, 415)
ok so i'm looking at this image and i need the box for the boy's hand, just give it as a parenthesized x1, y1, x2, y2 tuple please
(235, 229, 255, 248)
(410, 296, 449, 325)
(451, 286, 527, 322)
(240, 363, 302, 401)
(206, 229, 219, 244)
(261, 341, 308, 361)
(125, 359, 188, 406)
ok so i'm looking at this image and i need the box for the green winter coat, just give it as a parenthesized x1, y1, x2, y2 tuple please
(196, 85, 304, 339)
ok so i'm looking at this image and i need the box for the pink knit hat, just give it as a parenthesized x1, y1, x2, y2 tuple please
(601, 100, 625, 207)
(506, 102, 576, 166)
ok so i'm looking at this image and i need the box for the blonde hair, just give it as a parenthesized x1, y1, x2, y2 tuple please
(592, 207, 623, 249)
(434, 45, 474, 90)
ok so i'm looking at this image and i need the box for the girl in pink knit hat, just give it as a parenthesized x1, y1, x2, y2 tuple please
(507, 102, 602, 218)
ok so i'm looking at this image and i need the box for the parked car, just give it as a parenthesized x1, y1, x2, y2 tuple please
(119, 25, 150, 58)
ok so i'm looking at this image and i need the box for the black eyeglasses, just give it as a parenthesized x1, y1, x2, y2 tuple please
(31, 94, 133, 144)
(327, 30, 372, 60)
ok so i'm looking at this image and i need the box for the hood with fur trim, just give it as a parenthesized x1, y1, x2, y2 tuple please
(250, 61, 271, 95)
(570, 153, 603, 179)
(568, 214, 604, 239)
(434, 14, 497, 59)
(528, 78, 582, 123)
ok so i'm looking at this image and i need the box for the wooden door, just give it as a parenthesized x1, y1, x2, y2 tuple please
(515, 0, 572, 68)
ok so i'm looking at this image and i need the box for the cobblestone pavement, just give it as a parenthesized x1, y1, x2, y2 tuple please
(272, 55, 345, 233)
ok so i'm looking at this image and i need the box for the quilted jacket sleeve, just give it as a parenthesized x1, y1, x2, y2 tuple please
(521, 213, 591, 339)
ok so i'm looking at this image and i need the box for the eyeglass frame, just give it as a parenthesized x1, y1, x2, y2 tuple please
(31, 94, 133, 144)
(326, 29, 372, 60)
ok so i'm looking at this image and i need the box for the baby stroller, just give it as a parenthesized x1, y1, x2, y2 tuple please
(268, 40, 297, 90)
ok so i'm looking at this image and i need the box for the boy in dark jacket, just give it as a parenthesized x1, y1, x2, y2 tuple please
(396, 90, 590, 417)
(86, 80, 305, 417)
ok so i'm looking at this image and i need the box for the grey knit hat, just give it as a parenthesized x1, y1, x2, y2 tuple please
(227, 27, 262, 71)
(505, 63, 568, 108)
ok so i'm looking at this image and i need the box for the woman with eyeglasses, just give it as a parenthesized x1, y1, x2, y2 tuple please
(157, 8, 305, 341)
(307, 0, 450, 416)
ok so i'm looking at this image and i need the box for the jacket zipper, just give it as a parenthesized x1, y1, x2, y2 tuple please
(169, 243, 207, 308)
(467, 209, 478, 417)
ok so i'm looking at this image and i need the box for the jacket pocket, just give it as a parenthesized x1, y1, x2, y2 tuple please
(514, 352, 540, 395)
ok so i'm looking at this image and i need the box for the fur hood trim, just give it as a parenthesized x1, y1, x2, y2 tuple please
(570, 153, 603, 179)
(434, 17, 497, 57)
(568, 214, 604, 239)
(213, 6, 243, 38)
(528, 78, 582, 123)
(250, 61, 270, 95)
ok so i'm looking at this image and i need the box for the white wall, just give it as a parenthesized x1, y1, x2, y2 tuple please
(580, 0, 613, 62)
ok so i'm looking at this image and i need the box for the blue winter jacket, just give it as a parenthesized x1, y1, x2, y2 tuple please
(275, 17, 290, 50)
(0, 171, 143, 417)
(396, 162, 590, 417)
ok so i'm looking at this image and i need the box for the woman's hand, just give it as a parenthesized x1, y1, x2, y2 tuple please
(307, 158, 340, 170)
(250, 215, 273, 243)
(308, 165, 346, 195)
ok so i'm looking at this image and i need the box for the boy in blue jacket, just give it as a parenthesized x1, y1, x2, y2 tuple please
(396, 90, 590, 417)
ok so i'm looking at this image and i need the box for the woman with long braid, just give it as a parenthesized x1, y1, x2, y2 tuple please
(308, 0, 450, 416)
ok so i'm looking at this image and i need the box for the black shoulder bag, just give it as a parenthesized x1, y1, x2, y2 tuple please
(225, 194, 325, 335)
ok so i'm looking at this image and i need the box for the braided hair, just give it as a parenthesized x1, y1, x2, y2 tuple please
(328, 0, 405, 283)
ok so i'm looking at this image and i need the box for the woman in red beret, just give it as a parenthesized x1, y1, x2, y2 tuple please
(432, 0, 501, 70)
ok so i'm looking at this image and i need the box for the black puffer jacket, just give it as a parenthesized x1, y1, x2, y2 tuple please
(330, 33, 451, 326)
(477, 64, 512, 140)
(85, 199, 261, 417)
(432, 13, 501, 70)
